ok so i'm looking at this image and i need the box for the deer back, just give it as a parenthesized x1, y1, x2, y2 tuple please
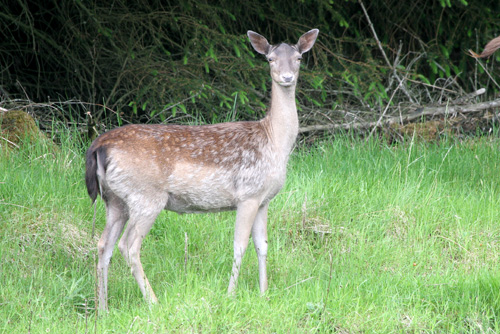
(86, 120, 289, 213)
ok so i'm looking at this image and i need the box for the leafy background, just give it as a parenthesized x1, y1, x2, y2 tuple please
(1, 0, 500, 131)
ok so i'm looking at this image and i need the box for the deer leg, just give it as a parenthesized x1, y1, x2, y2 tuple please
(97, 196, 128, 312)
(228, 199, 260, 294)
(117, 206, 162, 304)
(252, 203, 269, 294)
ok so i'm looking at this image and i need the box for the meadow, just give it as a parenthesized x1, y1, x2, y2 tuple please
(1, 131, 500, 333)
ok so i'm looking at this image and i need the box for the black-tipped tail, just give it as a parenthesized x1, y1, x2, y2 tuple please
(85, 145, 107, 203)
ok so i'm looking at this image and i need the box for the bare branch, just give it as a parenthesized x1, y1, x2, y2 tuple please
(358, 0, 414, 103)
(299, 95, 500, 134)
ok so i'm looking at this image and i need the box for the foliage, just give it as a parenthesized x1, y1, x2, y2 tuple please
(0, 0, 500, 129)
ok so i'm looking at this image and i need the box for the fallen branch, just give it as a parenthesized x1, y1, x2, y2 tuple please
(299, 96, 500, 134)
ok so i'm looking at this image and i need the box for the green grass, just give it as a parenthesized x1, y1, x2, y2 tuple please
(2, 132, 500, 333)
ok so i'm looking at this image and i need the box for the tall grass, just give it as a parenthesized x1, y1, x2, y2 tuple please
(1, 131, 500, 333)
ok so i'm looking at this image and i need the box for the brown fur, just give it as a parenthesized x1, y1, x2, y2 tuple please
(87, 121, 268, 175)
(470, 36, 500, 58)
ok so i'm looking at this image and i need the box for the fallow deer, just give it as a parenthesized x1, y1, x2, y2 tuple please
(85, 28, 319, 311)
(470, 36, 500, 59)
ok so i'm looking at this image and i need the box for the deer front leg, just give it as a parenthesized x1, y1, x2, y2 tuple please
(228, 199, 260, 294)
(252, 203, 269, 294)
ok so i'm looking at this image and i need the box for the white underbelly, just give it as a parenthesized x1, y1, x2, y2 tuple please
(163, 161, 286, 213)
(164, 163, 236, 213)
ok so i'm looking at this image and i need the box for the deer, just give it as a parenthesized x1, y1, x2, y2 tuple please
(85, 28, 319, 311)
(470, 35, 500, 59)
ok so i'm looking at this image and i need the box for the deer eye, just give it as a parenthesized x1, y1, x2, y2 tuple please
(297, 56, 303, 61)
(267, 57, 274, 63)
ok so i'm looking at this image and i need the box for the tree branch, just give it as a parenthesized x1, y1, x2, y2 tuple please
(299, 96, 500, 134)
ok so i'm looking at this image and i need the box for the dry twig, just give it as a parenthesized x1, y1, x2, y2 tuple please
(358, 0, 414, 103)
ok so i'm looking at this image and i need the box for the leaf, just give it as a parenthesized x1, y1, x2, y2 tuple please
(416, 74, 431, 85)
(233, 45, 241, 57)
(311, 76, 324, 89)
(440, 45, 450, 59)
(116, 111, 122, 126)
(129, 101, 138, 115)
(246, 58, 255, 68)
(206, 46, 218, 61)
(339, 19, 349, 28)
(238, 91, 248, 105)
(444, 64, 451, 77)
(429, 60, 438, 74)
(179, 104, 187, 114)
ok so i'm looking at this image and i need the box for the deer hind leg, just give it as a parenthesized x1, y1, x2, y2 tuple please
(252, 203, 269, 294)
(97, 195, 129, 311)
(228, 199, 260, 294)
(117, 200, 165, 304)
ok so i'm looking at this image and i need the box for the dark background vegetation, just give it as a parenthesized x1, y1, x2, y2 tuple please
(1, 0, 500, 135)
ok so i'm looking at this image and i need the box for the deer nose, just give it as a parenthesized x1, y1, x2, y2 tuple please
(282, 73, 294, 82)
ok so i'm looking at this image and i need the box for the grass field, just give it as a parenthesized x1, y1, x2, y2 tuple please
(1, 131, 500, 333)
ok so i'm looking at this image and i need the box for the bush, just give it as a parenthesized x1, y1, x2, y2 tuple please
(1, 0, 499, 130)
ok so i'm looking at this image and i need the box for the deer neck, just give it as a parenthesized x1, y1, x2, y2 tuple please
(264, 81, 299, 156)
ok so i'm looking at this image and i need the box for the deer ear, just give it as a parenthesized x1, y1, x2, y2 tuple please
(296, 29, 319, 54)
(248, 31, 271, 55)
(471, 35, 500, 59)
